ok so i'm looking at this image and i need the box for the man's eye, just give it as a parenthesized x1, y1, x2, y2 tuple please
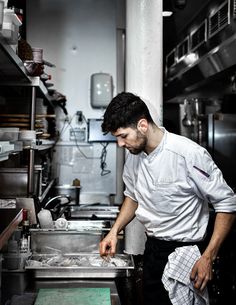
(121, 134, 127, 139)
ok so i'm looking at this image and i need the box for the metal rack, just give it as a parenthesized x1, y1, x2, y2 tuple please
(0, 34, 54, 197)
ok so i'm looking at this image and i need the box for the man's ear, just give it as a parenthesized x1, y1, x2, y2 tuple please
(137, 119, 148, 134)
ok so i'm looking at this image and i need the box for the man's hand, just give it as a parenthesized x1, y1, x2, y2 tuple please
(99, 231, 118, 258)
(190, 255, 213, 291)
(191, 212, 236, 291)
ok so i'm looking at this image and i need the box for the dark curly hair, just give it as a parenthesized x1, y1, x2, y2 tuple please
(102, 92, 154, 134)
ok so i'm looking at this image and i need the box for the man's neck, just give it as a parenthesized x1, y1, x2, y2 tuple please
(145, 125, 164, 155)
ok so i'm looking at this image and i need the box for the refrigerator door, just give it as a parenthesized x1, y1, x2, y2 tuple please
(208, 113, 236, 191)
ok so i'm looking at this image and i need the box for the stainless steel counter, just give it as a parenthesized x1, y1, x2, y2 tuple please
(0, 271, 144, 305)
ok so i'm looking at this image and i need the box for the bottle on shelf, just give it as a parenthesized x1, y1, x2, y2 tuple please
(37, 208, 54, 229)
(19, 208, 31, 253)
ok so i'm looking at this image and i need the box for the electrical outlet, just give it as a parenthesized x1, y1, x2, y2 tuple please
(76, 111, 83, 123)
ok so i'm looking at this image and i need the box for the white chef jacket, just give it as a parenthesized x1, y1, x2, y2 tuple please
(123, 128, 236, 241)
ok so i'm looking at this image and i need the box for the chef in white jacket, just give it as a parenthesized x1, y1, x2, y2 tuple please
(99, 92, 236, 305)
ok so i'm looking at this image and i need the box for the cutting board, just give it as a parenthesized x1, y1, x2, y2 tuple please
(34, 288, 111, 305)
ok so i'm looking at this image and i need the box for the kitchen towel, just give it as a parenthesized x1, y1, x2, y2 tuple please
(162, 245, 210, 305)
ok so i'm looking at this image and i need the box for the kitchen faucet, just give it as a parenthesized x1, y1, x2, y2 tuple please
(44, 194, 71, 220)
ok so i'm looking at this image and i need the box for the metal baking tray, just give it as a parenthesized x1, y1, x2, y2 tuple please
(25, 253, 134, 278)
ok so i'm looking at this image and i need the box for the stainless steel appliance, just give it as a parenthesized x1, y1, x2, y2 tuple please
(0, 166, 42, 198)
(179, 98, 236, 190)
(207, 113, 236, 191)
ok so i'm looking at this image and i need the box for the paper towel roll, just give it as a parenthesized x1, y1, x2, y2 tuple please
(124, 217, 147, 255)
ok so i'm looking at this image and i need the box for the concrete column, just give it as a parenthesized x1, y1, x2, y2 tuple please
(126, 0, 163, 124)
(124, 0, 163, 255)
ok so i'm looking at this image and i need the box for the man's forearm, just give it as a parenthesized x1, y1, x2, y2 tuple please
(110, 196, 138, 235)
(202, 212, 236, 261)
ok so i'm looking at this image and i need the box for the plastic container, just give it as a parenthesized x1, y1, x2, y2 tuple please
(0, 127, 19, 141)
(3, 251, 31, 271)
(37, 209, 54, 229)
(1, 9, 22, 44)
(3, 253, 19, 270)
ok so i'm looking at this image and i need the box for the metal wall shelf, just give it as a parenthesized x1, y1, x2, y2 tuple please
(0, 34, 31, 84)
(0, 36, 53, 199)
(0, 35, 51, 103)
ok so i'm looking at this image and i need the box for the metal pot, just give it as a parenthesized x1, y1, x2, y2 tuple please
(53, 185, 81, 205)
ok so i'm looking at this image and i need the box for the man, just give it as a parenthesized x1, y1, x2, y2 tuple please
(99, 92, 236, 305)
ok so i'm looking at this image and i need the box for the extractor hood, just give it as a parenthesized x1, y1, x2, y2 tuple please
(164, 0, 236, 101)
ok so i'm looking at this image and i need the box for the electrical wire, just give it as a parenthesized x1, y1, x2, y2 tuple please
(67, 119, 99, 160)
(52, 113, 75, 149)
(54, 112, 111, 172)
(100, 142, 111, 176)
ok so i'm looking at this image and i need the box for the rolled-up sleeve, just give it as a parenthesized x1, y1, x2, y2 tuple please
(186, 146, 236, 213)
(123, 153, 138, 202)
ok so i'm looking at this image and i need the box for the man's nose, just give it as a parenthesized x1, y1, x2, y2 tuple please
(117, 138, 125, 147)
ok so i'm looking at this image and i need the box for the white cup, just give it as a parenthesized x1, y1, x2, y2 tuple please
(19, 130, 36, 141)
(32, 48, 43, 63)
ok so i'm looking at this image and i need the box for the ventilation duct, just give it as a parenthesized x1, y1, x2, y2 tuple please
(164, 0, 236, 101)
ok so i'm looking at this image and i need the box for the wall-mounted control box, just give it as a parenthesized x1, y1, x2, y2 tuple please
(87, 119, 116, 142)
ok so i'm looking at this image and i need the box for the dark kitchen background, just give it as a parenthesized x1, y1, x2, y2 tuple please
(164, 2, 236, 303)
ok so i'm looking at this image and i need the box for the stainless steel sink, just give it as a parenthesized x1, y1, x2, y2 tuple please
(30, 229, 105, 254)
(30, 218, 124, 255)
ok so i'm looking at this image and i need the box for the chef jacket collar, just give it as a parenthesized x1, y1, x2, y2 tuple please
(140, 127, 167, 161)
